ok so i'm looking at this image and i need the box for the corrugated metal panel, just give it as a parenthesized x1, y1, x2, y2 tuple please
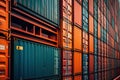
(89, 74, 94, 80)
(62, 50, 72, 76)
(94, 73, 98, 80)
(63, 76, 72, 80)
(0, 39, 8, 80)
(82, 54, 88, 74)
(83, 31, 88, 53)
(63, 20, 72, 49)
(89, 0, 93, 15)
(13, 0, 59, 26)
(89, 35, 94, 53)
(89, 55, 94, 73)
(74, 26, 82, 50)
(74, 75, 82, 80)
(12, 38, 60, 80)
(89, 15, 94, 34)
(0, 0, 8, 31)
(83, 75, 88, 80)
(0, 0, 9, 79)
(74, 0, 82, 26)
(74, 52, 82, 74)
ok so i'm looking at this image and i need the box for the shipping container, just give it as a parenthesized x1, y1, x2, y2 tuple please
(11, 14, 58, 47)
(89, 74, 94, 80)
(63, 76, 72, 80)
(82, 54, 88, 74)
(12, 0, 59, 26)
(0, 0, 9, 79)
(83, 31, 88, 53)
(94, 55, 98, 72)
(83, 75, 88, 80)
(74, 26, 82, 50)
(89, 54, 94, 73)
(62, 50, 72, 76)
(0, 0, 9, 31)
(89, 34, 94, 53)
(89, 15, 94, 34)
(5, 0, 120, 80)
(74, 52, 82, 74)
(89, 0, 94, 15)
(82, 0, 88, 32)
(94, 73, 98, 80)
(0, 38, 8, 80)
(63, 20, 72, 49)
(74, 75, 82, 80)
(11, 38, 60, 80)
(74, 0, 82, 26)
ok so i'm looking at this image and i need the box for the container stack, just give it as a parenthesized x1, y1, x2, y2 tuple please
(10, 0, 60, 80)
(0, 0, 9, 80)
(0, 0, 120, 80)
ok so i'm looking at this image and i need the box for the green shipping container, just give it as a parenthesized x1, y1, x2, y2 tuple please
(12, 38, 60, 80)
(13, 0, 59, 27)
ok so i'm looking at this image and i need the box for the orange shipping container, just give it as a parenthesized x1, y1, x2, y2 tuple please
(98, 8, 101, 23)
(63, 76, 72, 80)
(98, 23, 101, 38)
(89, 15, 94, 34)
(74, 75, 82, 80)
(74, 52, 82, 74)
(74, 0, 82, 26)
(0, 0, 9, 80)
(63, 21, 72, 48)
(63, 0, 72, 22)
(74, 26, 82, 50)
(83, 31, 88, 53)
(89, 35, 94, 53)
(0, 0, 8, 31)
(0, 39, 8, 80)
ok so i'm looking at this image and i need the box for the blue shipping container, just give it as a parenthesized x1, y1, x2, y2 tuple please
(12, 38, 60, 80)
(13, 0, 59, 27)
(83, 54, 88, 74)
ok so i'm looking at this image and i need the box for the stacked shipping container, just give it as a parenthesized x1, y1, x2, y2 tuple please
(0, 0, 120, 80)
(60, 0, 120, 80)
(0, 0, 9, 80)
(10, 0, 60, 80)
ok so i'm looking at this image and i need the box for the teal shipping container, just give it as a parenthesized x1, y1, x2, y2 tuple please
(12, 38, 60, 80)
(13, 0, 59, 27)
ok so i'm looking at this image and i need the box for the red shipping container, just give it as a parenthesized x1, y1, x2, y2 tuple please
(89, 55, 94, 73)
(89, 0, 93, 15)
(89, 74, 94, 80)
(63, 50, 72, 75)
